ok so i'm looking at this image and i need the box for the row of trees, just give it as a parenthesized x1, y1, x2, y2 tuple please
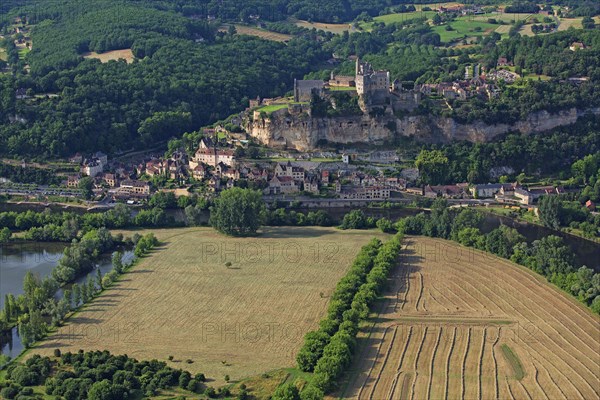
(2, 233, 158, 351)
(310, 233, 403, 394)
(0, 229, 124, 337)
(296, 239, 382, 373)
(0, 350, 213, 399)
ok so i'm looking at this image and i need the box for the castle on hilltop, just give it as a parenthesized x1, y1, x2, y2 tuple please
(355, 58, 390, 106)
(292, 58, 420, 114)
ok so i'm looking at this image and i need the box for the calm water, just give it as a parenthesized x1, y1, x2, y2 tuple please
(0, 242, 133, 358)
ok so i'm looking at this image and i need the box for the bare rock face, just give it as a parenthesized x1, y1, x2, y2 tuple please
(244, 107, 600, 150)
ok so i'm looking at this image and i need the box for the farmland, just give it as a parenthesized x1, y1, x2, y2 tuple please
(432, 18, 498, 42)
(233, 25, 292, 42)
(29, 227, 389, 385)
(342, 236, 600, 399)
(293, 19, 355, 34)
(82, 49, 135, 63)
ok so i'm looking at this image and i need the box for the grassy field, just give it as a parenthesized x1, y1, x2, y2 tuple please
(292, 19, 355, 34)
(29, 227, 389, 387)
(82, 49, 135, 63)
(433, 18, 498, 42)
(557, 16, 600, 31)
(256, 104, 288, 113)
(374, 11, 437, 25)
(218, 24, 293, 42)
(17, 46, 29, 60)
(329, 86, 357, 92)
(341, 236, 600, 399)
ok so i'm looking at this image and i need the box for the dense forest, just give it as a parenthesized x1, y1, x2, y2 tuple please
(414, 116, 600, 185)
(0, 0, 599, 158)
(0, 0, 328, 157)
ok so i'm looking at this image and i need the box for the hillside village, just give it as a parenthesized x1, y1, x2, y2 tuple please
(51, 126, 582, 211)
(10, 55, 588, 207)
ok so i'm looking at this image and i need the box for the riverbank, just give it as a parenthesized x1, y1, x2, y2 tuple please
(480, 204, 599, 245)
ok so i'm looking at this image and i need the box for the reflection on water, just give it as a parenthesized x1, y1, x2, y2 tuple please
(0, 242, 133, 358)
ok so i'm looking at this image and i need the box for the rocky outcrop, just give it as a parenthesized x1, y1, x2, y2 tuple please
(244, 107, 600, 150)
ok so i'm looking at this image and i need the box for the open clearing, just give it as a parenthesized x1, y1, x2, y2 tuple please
(82, 49, 134, 63)
(342, 236, 600, 399)
(222, 25, 292, 42)
(31, 227, 388, 384)
(292, 19, 355, 34)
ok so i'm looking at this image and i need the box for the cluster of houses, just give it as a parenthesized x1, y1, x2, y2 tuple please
(416, 181, 570, 205)
(415, 60, 524, 102)
(62, 126, 580, 207)
(67, 151, 151, 200)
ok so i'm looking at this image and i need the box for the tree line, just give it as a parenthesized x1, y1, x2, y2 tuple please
(1, 232, 158, 354)
(0, 349, 215, 399)
(295, 233, 404, 395)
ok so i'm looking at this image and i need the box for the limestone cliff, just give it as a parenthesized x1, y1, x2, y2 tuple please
(244, 107, 600, 150)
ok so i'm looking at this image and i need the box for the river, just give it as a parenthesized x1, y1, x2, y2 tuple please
(0, 242, 133, 359)
(296, 206, 600, 271)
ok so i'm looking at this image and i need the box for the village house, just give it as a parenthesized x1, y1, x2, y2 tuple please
(471, 183, 507, 198)
(103, 173, 118, 188)
(94, 151, 108, 166)
(328, 73, 355, 88)
(246, 168, 269, 182)
(81, 159, 104, 177)
(425, 184, 469, 199)
(144, 159, 161, 177)
(66, 175, 80, 188)
(208, 176, 221, 192)
(339, 186, 391, 200)
(384, 177, 406, 190)
(191, 147, 236, 168)
(497, 57, 512, 67)
(405, 186, 424, 196)
(514, 187, 534, 205)
(303, 176, 319, 194)
(528, 186, 565, 201)
(321, 170, 330, 184)
(192, 165, 206, 180)
(586, 200, 596, 211)
(120, 180, 151, 196)
(266, 175, 299, 195)
(569, 42, 586, 51)
(274, 162, 305, 181)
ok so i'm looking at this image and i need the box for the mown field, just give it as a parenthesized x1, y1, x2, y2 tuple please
(82, 49, 135, 63)
(30, 227, 389, 385)
(293, 19, 355, 34)
(341, 236, 600, 399)
(218, 24, 293, 42)
(433, 18, 498, 42)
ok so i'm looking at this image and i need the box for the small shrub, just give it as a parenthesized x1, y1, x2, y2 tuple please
(53, 349, 61, 358)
